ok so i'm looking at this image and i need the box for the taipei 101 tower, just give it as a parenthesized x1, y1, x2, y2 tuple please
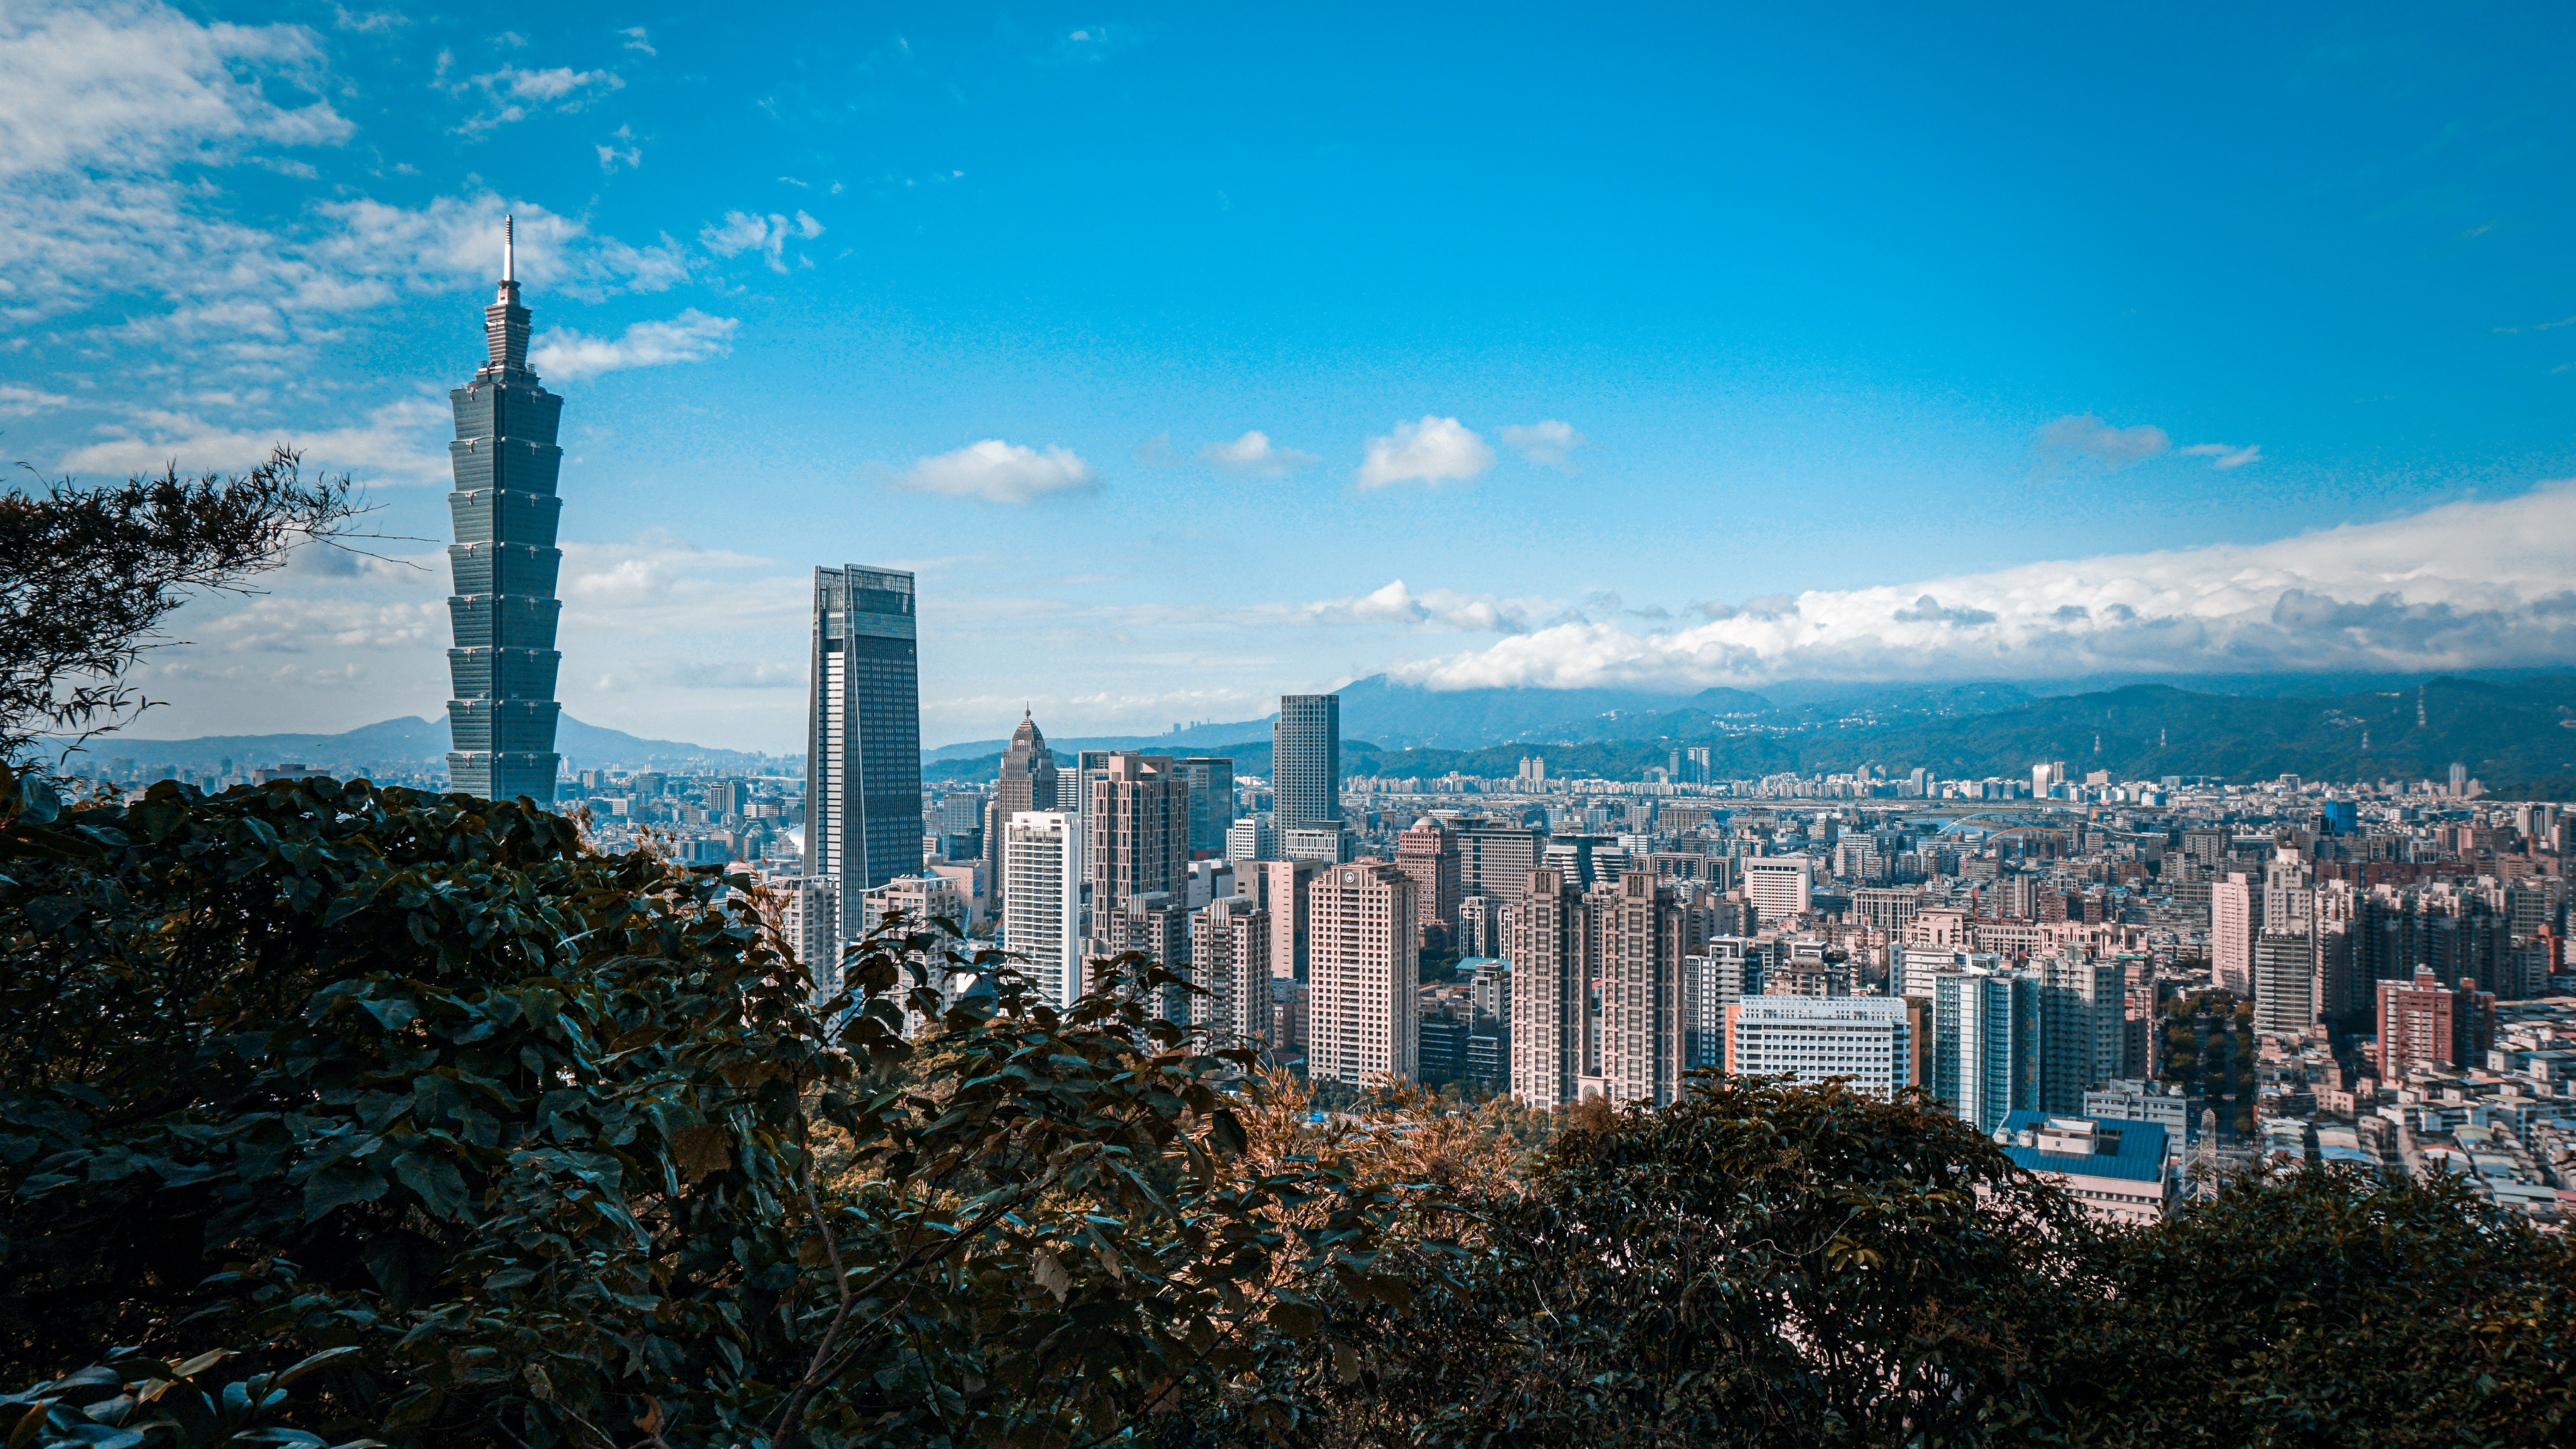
(443, 216, 565, 803)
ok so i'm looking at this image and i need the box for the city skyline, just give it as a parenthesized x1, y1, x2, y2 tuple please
(10, 1, 2576, 754)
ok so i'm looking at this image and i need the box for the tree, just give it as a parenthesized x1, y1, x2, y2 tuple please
(0, 768, 1415, 1448)
(2043, 1162, 2575, 1447)
(1254, 1077, 2095, 1448)
(0, 448, 357, 763)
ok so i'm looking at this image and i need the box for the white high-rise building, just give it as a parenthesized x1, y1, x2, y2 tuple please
(1742, 855, 1813, 926)
(1726, 995, 1914, 1100)
(804, 566, 923, 938)
(770, 872, 841, 1002)
(1305, 859, 1418, 1086)
(1225, 814, 1277, 863)
(1002, 810, 1085, 1010)
(1684, 937, 1764, 1072)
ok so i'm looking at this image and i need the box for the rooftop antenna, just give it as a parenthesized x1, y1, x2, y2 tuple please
(503, 213, 515, 283)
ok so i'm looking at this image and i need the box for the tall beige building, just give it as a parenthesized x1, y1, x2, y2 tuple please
(1188, 896, 1273, 1049)
(1305, 859, 1419, 1086)
(1596, 872, 1712, 1108)
(1084, 753, 1187, 959)
(1509, 867, 1590, 1108)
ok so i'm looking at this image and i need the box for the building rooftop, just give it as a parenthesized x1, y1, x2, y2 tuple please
(1995, 1110, 2169, 1184)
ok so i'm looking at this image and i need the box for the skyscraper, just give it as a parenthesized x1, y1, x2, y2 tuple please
(1305, 859, 1419, 1086)
(1273, 694, 1340, 834)
(445, 216, 564, 804)
(988, 712, 1057, 916)
(2212, 873, 2260, 995)
(806, 566, 923, 933)
(1176, 756, 1236, 856)
(1002, 810, 1084, 1010)
(1509, 867, 1589, 1109)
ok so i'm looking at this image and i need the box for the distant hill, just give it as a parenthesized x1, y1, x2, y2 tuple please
(60, 716, 795, 775)
(924, 675, 2576, 797)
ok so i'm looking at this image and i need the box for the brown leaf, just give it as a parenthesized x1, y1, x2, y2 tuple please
(670, 1122, 733, 1181)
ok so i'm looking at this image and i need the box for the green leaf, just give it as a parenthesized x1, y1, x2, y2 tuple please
(390, 1150, 470, 1220)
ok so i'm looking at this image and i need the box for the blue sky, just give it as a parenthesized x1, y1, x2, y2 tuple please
(6, 0, 2576, 751)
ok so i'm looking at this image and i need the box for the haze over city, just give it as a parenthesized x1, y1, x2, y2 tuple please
(7, 0, 2576, 751)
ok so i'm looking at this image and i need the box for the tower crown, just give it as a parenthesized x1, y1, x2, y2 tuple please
(478, 213, 537, 384)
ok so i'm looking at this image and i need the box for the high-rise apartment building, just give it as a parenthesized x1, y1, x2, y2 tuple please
(2373, 966, 2497, 1081)
(1393, 818, 1462, 946)
(1726, 996, 1913, 1100)
(770, 872, 841, 1002)
(1305, 860, 1419, 1086)
(1596, 872, 1706, 1108)
(1177, 756, 1236, 856)
(988, 712, 1058, 914)
(805, 566, 923, 932)
(2212, 872, 2260, 995)
(1932, 967, 2038, 1132)
(1002, 811, 1084, 1010)
(1683, 938, 1764, 1072)
(1085, 753, 1187, 924)
(1272, 694, 1341, 833)
(1509, 867, 1591, 1108)
(2253, 928, 2317, 1036)
(445, 217, 564, 803)
(1245, 859, 1322, 982)
(1187, 896, 1272, 1048)
(2034, 953, 2125, 1117)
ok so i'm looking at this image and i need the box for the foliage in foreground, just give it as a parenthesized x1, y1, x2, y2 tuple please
(3, 769, 2571, 1448)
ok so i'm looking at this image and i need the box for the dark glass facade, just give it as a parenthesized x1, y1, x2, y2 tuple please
(444, 237, 562, 803)
(806, 566, 924, 930)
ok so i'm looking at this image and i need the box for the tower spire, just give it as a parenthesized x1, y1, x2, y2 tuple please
(480, 211, 533, 382)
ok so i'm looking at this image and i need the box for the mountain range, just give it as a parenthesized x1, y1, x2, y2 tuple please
(924, 674, 2576, 797)
(63, 716, 790, 775)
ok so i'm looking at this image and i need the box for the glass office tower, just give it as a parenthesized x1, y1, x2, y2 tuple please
(806, 566, 924, 934)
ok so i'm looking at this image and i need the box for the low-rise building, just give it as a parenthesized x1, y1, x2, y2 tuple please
(1995, 1112, 2171, 1225)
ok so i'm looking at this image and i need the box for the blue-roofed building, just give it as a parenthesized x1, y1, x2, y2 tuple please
(1995, 1112, 2172, 1226)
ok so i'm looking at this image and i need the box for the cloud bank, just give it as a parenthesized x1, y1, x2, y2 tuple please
(1387, 481, 2576, 689)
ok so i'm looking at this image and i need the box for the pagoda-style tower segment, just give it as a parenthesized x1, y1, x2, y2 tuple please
(445, 215, 564, 803)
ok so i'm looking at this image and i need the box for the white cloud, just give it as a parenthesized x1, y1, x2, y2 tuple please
(619, 25, 655, 55)
(2181, 441, 2262, 470)
(1356, 415, 1494, 489)
(892, 440, 1100, 504)
(0, 0, 349, 179)
(0, 383, 71, 415)
(1499, 419, 1585, 471)
(1200, 429, 1316, 479)
(531, 309, 737, 380)
(698, 209, 824, 273)
(449, 64, 623, 134)
(1392, 481, 2576, 689)
(597, 123, 641, 172)
(58, 396, 451, 485)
